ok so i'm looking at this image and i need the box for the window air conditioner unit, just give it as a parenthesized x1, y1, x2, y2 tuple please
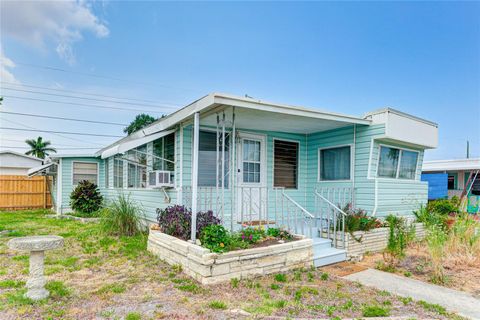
(148, 170, 174, 188)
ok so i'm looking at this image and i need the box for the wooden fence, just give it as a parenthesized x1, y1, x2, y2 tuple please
(0, 175, 53, 211)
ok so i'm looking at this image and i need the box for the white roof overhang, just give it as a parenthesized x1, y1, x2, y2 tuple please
(99, 129, 175, 159)
(27, 162, 57, 177)
(422, 158, 480, 172)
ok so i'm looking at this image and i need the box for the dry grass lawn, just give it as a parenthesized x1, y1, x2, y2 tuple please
(0, 210, 466, 319)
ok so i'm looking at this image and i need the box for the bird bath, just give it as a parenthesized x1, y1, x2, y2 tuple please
(8, 235, 64, 300)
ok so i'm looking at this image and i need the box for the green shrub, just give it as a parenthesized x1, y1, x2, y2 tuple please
(340, 204, 383, 241)
(274, 273, 287, 282)
(362, 305, 390, 317)
(101, 194, 144, 237)
(383, 215, 414, 267)
(200, 225, 230, 253)
(239, 227, 265, 244)
(413, 205, 446, 228)
(320, 272, 329, 280)
(427, 197, 460, 215)
(70, 180, 103, 214)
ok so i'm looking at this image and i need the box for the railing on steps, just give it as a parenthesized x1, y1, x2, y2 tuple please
(181, 185, 316, 237)
(314, 189, 348, 248)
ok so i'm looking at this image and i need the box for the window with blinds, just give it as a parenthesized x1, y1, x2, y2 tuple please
(72, 162, 98, 185)
(274, 140, 298, 189)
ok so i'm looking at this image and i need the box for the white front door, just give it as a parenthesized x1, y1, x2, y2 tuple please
(236, 133, 267, 225)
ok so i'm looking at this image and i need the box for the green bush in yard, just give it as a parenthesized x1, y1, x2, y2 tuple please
(70, 180, 103, 214)
(383, 214, 414, 267)
(200, 224, 231, 253)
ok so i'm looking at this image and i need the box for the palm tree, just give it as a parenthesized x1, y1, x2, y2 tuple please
(25, 137, 57, 159)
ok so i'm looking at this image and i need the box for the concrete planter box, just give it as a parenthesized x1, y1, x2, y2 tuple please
(147, 230, 313, 284)
(322, 223, 426, 260)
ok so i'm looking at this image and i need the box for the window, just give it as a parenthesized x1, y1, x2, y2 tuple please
(319, 146, 351, 181)
(243, 139, 261, 183)
(153, 133, 175, 171)
(198, 130, 229, 187)
(105, 159, 109, 188)
(448, 175, 455, 190)
(72, 162, 98, 185)
(126, 145, 147, 188)
(274, 140, 298, 189)
(113, 158, 124, 188)
(377, 146, 418, 180)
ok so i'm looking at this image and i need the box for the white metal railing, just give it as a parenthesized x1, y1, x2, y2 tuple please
(181, 185, 316, 237)
(314, 189, 349, 248)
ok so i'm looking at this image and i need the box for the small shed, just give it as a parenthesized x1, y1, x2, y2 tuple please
(0, 151, 43, 175)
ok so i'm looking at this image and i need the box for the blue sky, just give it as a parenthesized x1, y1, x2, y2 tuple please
(0, 1, 479, 159)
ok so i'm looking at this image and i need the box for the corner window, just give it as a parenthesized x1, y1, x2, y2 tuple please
(153, 133, 175, 171)
(274, 140, 298, 189)
(319, 146, 351, 181)
(72, 162, 98, 185)
(377, 146, 418, 180)
(127, 145, 147, 188)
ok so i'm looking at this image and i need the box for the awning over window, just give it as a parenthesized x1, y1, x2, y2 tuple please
(27, 162, 57, 177)
(100, 129, 175, 159)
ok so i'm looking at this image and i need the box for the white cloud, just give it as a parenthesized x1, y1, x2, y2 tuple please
(0, 0, 109, 64)
(0, 47, 19, 84)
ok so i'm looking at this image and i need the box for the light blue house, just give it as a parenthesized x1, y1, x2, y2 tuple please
(40, 94, 438, 265)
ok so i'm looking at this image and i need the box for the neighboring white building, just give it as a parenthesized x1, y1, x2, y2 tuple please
(0, 151, 44, 175)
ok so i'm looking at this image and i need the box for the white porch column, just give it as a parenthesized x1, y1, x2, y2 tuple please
(191, 112, 200, 242)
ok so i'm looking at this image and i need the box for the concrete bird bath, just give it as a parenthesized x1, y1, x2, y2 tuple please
(8, 235, 64, 300)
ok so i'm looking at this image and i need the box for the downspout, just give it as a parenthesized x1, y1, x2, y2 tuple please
(56, 158, 62, 215)
(352, 124, 356, 208)
(191, 112, 200, 242)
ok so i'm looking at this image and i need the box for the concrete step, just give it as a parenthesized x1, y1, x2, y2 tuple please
(313, 247, 347, 267)
(312, 237, 333, 251)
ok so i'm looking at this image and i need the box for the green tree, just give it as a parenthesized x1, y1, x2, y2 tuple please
(124, 114, 158, 135)
(25, 136, 57, 159)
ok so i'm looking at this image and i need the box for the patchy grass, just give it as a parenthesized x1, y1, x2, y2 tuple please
(362, 305, 390, 317)
(0, 210, 464, 319)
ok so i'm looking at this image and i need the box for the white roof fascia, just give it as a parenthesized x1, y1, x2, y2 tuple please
(100, 129, 176, 159)
(364, 107, 438, 127)
(27, 162, 57, 177)
(50, 154, 97, 158)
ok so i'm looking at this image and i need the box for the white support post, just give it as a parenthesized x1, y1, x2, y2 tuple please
(221, 112, 226, 220)
(191, 112, 200, 242)
(230, 107, 236, 231)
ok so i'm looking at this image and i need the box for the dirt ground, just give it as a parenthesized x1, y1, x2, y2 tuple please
(359, 242, 480, 298)
(0, 210, 467, 319)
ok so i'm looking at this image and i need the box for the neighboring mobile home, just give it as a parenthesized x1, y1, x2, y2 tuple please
(422, 158, 480, 213)
(32, 94, 438, 265)
(0, 150, 43, 175)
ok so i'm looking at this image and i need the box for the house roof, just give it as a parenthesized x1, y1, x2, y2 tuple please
(0, 150, 43, 162)
(422, 158, 480, 172)
(95, 93, 372, 157)
(364, 107, 438, 127)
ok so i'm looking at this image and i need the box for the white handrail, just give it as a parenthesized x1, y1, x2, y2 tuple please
(282, 192, 315, 219)
(314, 190, 348, 216)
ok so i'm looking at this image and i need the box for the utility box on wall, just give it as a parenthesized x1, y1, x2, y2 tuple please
(421, 173, 448, 200)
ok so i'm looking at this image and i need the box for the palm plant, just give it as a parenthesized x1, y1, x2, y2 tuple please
(25, 136, 57, 159)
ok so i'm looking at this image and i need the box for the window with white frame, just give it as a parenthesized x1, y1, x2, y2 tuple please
(126, 145, 147, 188)
(377, 146, 419, 180)
(113, 158, 123, 188)
(72, 162, 98, 185)
(319, 146, 351, 181)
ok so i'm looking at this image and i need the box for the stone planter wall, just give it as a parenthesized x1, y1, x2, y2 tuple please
(323, 223, 426, 259)
(147, 230, 313, 284)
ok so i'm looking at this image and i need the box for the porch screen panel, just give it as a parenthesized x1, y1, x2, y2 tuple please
(398, 150, 418, 180)
(198, 130, 229, 187)
(153, 133, 175, 171)
(319, 146, 351, 180)
(377, 146, 399, 178)
(274, 140, 298, 189)
(113, 158, 124, 188)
